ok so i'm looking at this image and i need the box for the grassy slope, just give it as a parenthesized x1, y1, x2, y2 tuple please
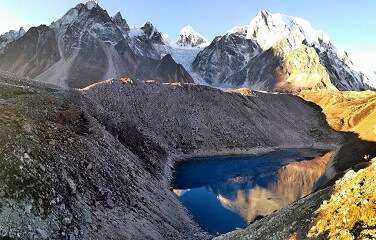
(299, 90, 376, 142)
(308, 159, 376, 240)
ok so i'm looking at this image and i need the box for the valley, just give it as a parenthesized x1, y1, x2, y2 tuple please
(0, 1, 375, 240)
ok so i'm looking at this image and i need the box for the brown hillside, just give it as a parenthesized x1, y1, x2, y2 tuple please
(299, 90, 376, 142)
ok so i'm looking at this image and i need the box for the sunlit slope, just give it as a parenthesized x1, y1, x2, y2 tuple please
(308, 158, 376, 239)
(299, 90, 376, 141)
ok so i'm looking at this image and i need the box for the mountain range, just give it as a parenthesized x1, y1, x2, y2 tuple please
(0, 1, 374, 91)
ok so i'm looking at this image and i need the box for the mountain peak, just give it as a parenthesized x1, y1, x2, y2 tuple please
(112, 11, 130, 33)
(113, 11, 123, 20)
(0, 27, 26, 49)
(176, 25, 208, 48)
(161, 54, 175, 64)
(84, 0, 100, 10)
(140, 21, 165, 44)
(226, 11, 330, 50)
(257, 10, 271, 19)
(51, 0, 119, 34)
(180, 25, 195, 34)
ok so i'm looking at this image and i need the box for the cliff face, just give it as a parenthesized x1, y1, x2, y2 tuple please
(0, 76, 344, 240)
(0, 25, 60, 79)
(228, 32, 338, 92)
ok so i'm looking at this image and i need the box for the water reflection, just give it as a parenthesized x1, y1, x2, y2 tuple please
(172, 149, 333, 235)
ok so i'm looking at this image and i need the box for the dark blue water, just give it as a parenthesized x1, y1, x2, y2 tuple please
(172, 149, 330, 235)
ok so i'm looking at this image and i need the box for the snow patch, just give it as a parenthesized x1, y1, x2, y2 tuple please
(128, 27, 144, 38)
(85, 0, 99, 10)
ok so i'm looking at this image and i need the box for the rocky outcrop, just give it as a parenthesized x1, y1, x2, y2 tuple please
(0, 76, 345, 240)
(140, 21, 165, 45)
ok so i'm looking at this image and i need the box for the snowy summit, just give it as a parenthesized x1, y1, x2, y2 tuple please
(229, 10, 330, 50)
(176, 25, 208, 48)
(84, 0, 99, 10)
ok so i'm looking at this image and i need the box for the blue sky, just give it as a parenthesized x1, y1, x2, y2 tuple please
(0, 0, 375, 69)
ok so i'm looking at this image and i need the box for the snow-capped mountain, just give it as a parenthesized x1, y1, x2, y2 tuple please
(176, 25, 208, 48)
(192, 10, 374, 91)
(233, 10, 330, 50)
(0, 27, 26, 50)
(0, 1, 193, 88)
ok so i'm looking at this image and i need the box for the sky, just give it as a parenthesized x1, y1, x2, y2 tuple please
(0, 0, 375, 71)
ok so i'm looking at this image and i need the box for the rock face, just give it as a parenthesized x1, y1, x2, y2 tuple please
(140, 21, 165, 45)
(143, 54, 194, 83)
(228, 32, 337, 92)
(0, 76, 345, 240)
(176, 25, 208, 48)
(0, 27, 26, 50)
(0, 2, 193, 88)
(112, 12, 130, 33)
(192, 32, 261, 86)
(192, 10, 374, 91)
(0, 25, 60, 79)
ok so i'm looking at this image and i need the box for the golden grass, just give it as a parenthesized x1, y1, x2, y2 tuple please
(226, 87, 255, 96)
(299, 90, 376, 142)
(308, 159, 376, 239)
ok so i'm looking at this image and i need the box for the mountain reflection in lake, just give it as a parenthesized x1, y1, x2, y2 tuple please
(172, 149, 334, 235)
